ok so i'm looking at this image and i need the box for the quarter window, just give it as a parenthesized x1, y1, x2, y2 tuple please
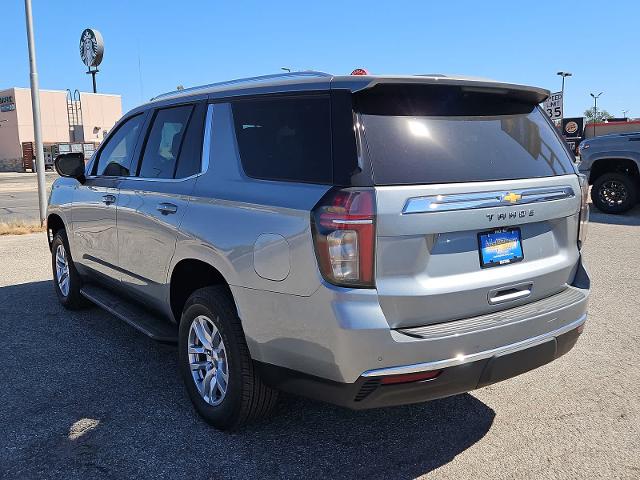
(95, 114, 144, 176)
(231, 96, 332, 184)
(175, 103, 206, 179)
(139, 105, 193, 179)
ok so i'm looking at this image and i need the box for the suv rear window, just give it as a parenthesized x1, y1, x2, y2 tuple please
(356, 85, 575, 185)
(231, 96, 332, 184)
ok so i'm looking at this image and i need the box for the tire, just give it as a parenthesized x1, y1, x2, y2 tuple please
(178, 286, 278, 430)
(51, 230, 87, 309)
(592, 173, 638, 214)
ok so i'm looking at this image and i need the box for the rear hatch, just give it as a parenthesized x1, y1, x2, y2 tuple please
(355, 84, 581, 329)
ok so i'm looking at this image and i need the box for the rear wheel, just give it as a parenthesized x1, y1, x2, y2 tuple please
(178, 286, 278, 430)
(51, 230, 86, 309)
(592, 172, 637, 214)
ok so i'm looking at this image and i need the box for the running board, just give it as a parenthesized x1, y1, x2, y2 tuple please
(80, 284, 178, 343)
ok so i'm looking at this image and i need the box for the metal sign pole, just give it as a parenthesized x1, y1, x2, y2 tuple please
(87, 66, 98, 93)
(23, 0, 47, 226)
(560, 76, 565, 126)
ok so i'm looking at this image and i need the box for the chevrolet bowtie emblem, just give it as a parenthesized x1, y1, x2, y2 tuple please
(502, 192, 522, 204)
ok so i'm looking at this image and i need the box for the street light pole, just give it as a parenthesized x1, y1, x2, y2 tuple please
(556, 71, 572, 125)
(23, 0, 47, 226)
(590, 92, 603, 138)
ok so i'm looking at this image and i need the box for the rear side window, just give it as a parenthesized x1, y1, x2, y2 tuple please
(231, 96, 332, 184)
(139, 105, 193, 179)
(175, 103, 206, 179)
(95, 114, 144, 177)
(356, 85, 576, 185)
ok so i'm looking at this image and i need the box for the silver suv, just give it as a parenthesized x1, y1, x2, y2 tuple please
(48, 72, 591, 429)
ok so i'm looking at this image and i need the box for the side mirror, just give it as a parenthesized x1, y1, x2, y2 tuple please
(54, 152, 86, 182)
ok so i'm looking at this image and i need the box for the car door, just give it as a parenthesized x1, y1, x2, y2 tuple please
(72, 113, 146, 281)
(116, 102, 208, 308)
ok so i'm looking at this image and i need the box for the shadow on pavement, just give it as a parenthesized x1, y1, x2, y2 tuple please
(0, 280, 495, 479)
(587, 203, 640, 226)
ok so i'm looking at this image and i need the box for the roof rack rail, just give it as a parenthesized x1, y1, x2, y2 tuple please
(151, 71, 333, 101)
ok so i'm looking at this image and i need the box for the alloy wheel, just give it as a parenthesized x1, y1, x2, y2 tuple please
(55, 244, 70, 297)
(599, 180, 628, 208)
(188, 315, 229, 406)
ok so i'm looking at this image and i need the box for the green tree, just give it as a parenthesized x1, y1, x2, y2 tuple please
(584, 107, 613, 123)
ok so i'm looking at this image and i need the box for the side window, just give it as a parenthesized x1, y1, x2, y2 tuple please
(95, 114, 144, 177)
(231, 96, 332, 184)
(138, 105, 193, 179)
(175, 103, 206, 179)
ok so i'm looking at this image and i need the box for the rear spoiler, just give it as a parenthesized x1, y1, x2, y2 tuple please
(332, 75, 550, 105)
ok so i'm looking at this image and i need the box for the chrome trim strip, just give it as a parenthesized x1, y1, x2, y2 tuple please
(201, 103, 213, 174)
(402, 186, 576, 214)
(87, 171, 203, 183)
(331, 219, 373, 225)
(361, 314, 586, 377)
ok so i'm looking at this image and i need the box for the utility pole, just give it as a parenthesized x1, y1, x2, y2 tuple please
(23, 0, 47, 225)
(557, 71, 572, 125)
(590, 92, 603, 138)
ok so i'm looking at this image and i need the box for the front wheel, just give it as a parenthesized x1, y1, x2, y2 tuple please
(51, 230, 87, 309)
(592, 172, 638, 214)
(178, 286, 278, 430)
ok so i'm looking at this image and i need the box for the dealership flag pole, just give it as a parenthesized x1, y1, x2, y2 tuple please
(23, 0, 47, 225)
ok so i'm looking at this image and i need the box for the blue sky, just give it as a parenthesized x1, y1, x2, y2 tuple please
(3, 0, 638, 118)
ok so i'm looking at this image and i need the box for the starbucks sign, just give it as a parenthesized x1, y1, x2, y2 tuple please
(79, 28, 104, 68)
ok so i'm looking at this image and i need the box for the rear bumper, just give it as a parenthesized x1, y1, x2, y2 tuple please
(257, 321, 584, 409)
(361, 313, 585, 378)
(235, 279, 589, 384)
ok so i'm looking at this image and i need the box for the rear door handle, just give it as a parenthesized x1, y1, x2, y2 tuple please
(102, 194, 116, 205)
(156, 202, 178, 215)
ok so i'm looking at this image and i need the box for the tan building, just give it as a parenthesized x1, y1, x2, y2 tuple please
(0, 87, 122, 171)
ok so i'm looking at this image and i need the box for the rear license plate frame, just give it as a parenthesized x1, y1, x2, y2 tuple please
(477, 227, 524, 269)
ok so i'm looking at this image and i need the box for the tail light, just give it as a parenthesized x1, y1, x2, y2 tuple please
(578, 174, 589, 249)
(311, 188, 376, 288)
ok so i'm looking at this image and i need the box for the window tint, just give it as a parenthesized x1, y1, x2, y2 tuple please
(138, 105, 193, 179)
(355, 86, 575, 185)
(175, 103, 206, 179)
(361, 109, 575, 185)
(231, 96, 332, 183)
(95, 114, 144, 176)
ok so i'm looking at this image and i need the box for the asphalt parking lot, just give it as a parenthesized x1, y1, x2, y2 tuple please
(0, 172, 57, 223)
(0, 210, 639, 479)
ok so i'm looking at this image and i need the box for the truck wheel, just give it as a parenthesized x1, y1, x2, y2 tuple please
(51, 230, 86, 309)
(178, 286, 278, 430)
(592, 173, 637, 214)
